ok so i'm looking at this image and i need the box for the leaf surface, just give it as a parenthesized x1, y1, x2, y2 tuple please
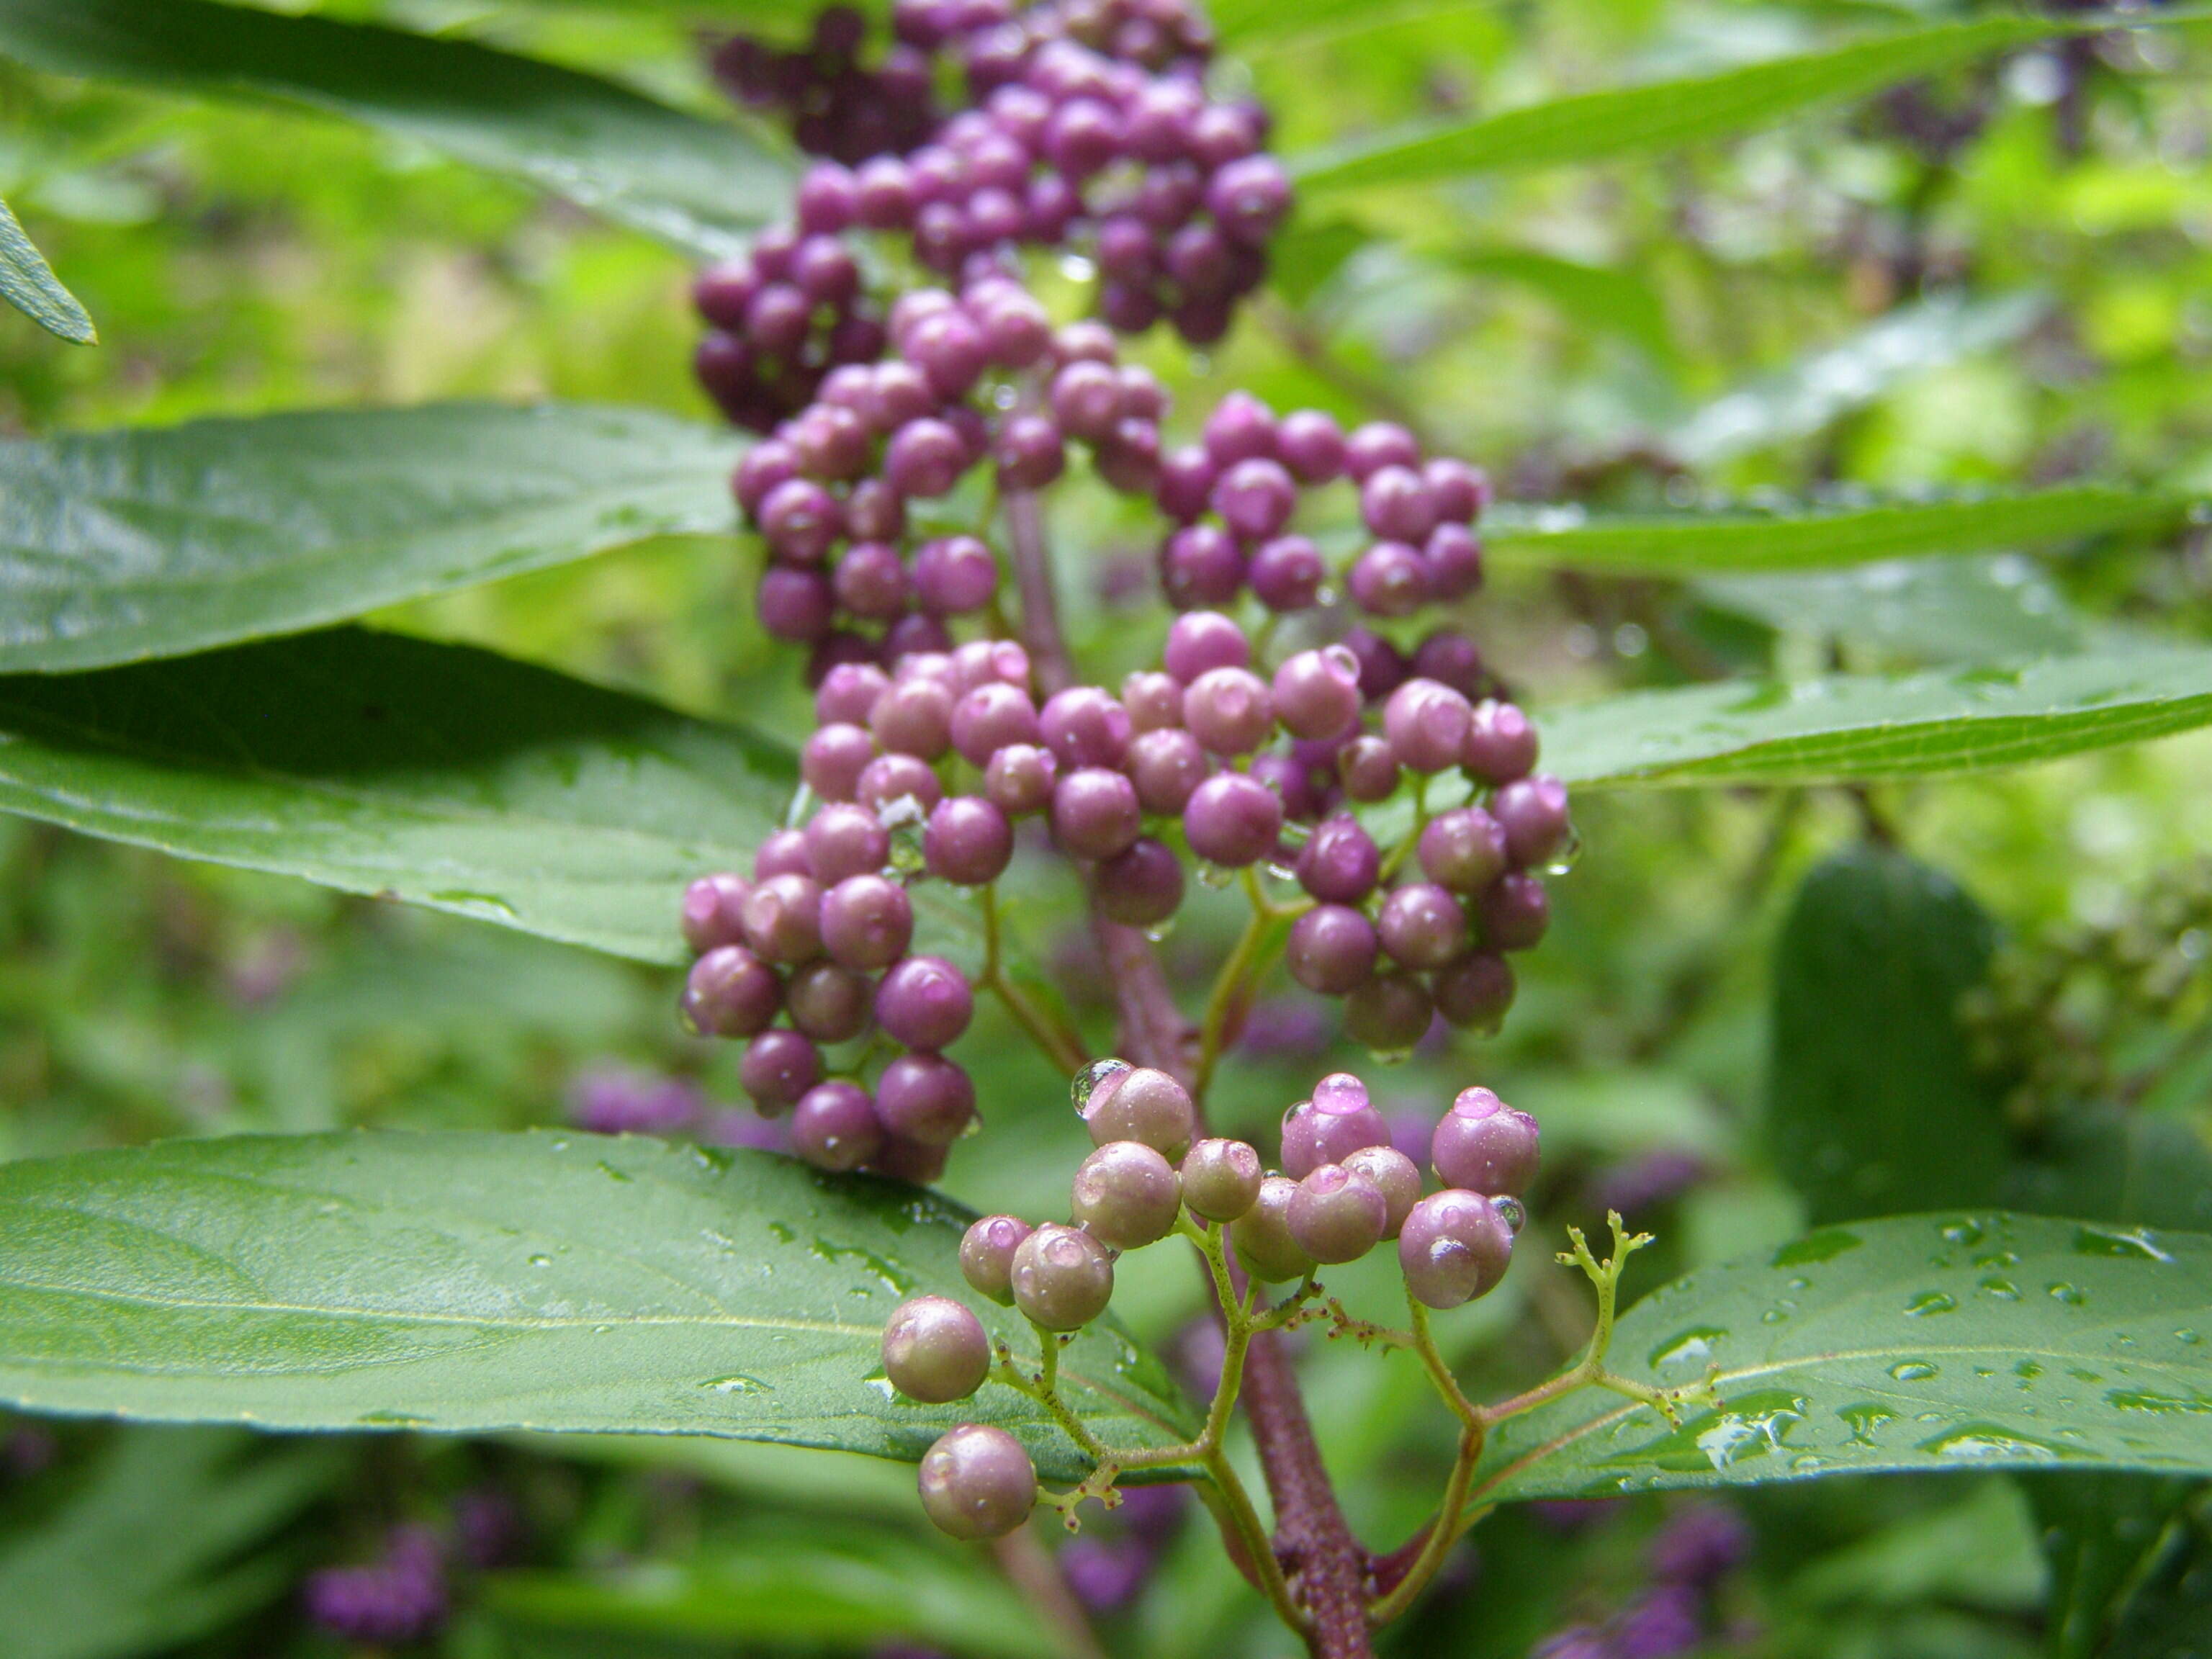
(0, 194, 94, 344)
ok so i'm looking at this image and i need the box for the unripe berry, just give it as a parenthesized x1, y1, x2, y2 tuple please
(1494, 775, 1572, 868)
(1343, 1145, 1423, 1238)
(1094, 838, 1186, 927)
(1182, 772, 1282, 868)
(1287, 1164, 1388, 1263)
(1010, 1223, 1115, 1331)
(806, 802, 891, 886)
(1231, 1175, 1314, 1282)
(1378, 883, 1470, 971)
(742, 873, 824, 964)
(1071, 1141, 1182, 1249)
(1419, 807, 1509, 894)
(876, 1052, 977, 1146)
(1296, 814, 1380, 903)
(1279, 1097, 1389, 1179)
(786, 961, 872, 1043)
(1180, 1138, 1264, 1223)
(918, 1424, 1037, 1539)
(882, 1295, 990, 1403)
(1082, 1066, 1195, 1156)
(740, 1028, 822, 1114)
(1161, 617, 1249, 693)
(820, 874, 914, 970)
(1462, 699, 1539, 785)
(1399, 1189, 1514, 1310)
(1345, 971, 1434, 1053)
(1040, 687, 1134, 770)
(985, 742, 1058, 816)
(1285, 904, 1379, 994)
(680, 873, 752, 955)
(791, 1081, 884, 1172)
(876, 955, 974, 1051)
(1052, 767, 1143, 859)
(1272, 647, 1362, 742)
(1430, 1086, 1540, 1196)
(1480, 871, 1551, 952)
(1383, 678, 1473, 775)
(682, 945, 782, 1038)
(925, 796, 1015, 885)
(1433, 950, 1516, 1033)
(856, 752, 945, 820)
(961, 1214, 1034, 1305)
(1182, 667, 1275, 756)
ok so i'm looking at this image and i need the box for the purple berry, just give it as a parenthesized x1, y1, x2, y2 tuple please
(1082, 1065, 1195, 1155)
(1419, 807, 1509, 893)
(925, 796, 1015, 884)
(1206, 154, 1291, 243)
(1430, 1086, 1540, 1196)
(1162, 609, 1250, 684)
(791, 1080, 884, 1171)
(857, 752, 945, 819)
(786, 960, 873, 1043)
(1071, 1140, 1182, 1249)
(1344, 421, 1420, 480)
(883, 1295, 990, 1403)
(1210, 457, 1297, 539)
(1200, 390, 1275, 469)
(1400, 1188, 1514, 1309)
(741, 873, 824, 963)
(680, 872, 752, 955)
(996, 411, 1066, 489)
(757, 566, 834, 642)
(1272, 647, 1362, 742)
(914, 534, 1000, 617)
(1182, 667, 1275, 756)
(1180, 1137, 1264, 1222)
(1378, 883, 1470, 971)
(682, 944, 783, 1038)
(1249, 534, 1325, 611)
(1156, 445, 1218, 521)
(1480, 871, 1551, 951)
(876, 1051, 978, 1145)
(1052, 766, 1143, 859)
(1345, 971, 1433, 1053)
(1384, 678, 1473, 774)
(918, 1424, 1036, 1539)
(819, 873, 914, 969)
(1275, 410, 1346, 483)
(1010, 1223, 1115, 1330)
(871, 674, 957, 761)
(1159, 523, 1245, 606)
(886, 418, 969, 498)
(952, 682, 1040, 767)
(1127, 727, 1208, 815)
(1494, 775, 1572, 868)
(1433, 950, 1516, 1033)
(833, 541, 912, 621)
(1347, 541, 1429, 616)
(1095, 837, 1187, 926)
(876, 955, 974, 1050)
(1424, 522, 1484, 601)
(1231, 1174, 1313, 1282)
(1360, 465, 1439, 543)
(806, 801, 891, 886)
(755, 827, 814, 882)
(1296, 814, 1380, 902)
(1182, 772, 1282, 867)
(1287, 1164, 1388, 1263)
(1285, 904, 1379, 994)
(1120, 670, 1185, 733)
(1343, 1144, 1423, 1238)
(1463, 699, 1539, 784)
(984, 742, 1058, 816)
(817, 662, 891, 726)
(1280, 1096, 1389, 1179)
(961, 1213, 1034, 1305)
(1040, 687, 1134, 770)
(740, 1028, 822, 1113)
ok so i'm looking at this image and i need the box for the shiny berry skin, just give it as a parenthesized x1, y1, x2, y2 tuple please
(682, 945, 782, 1038)
(755, 828, 813, 881)
(961, 1214, 1034, 1305)
(739, 873, 824, 964)
(1040, 687, 1134, 770)
(1378, 883, 1470, 971)
(856, 752, 944, 819)
(1399, 1189, 1514, 1310)
(1127, 728, 1208, 816)
(1094, 837, 1186, 927)
(740, 1028, 822, 1114)
(1419, 808, 1509, 894)
(1180, 1138, 1264, 1223)
(1162, 610, 1251, 684)
(1082, 1066, 1195, 1156)
(1010, 1223, 1115, 1331)
(680, 873, 752, 955)
(1279, 1097, 1389, 1179)
(918, 1424, 1037, 1539)
(1296, 815, 1381, 904)
(1430, 1086, 1540, 1196)
(1383, 679, 1473, 775)
(1344, 421, 1420, 480)
(876, 1052, 978, 1146)
(1433, 950, 1516, 1033)
(806, 802, 891, 886)
(875, 955, 974, 1051)
(1336, 736, 1401, 804)
(819, 874, 914, 970)
(1286, 904, 1379, 994)
(1345, 971, 1433, 1053)
(1159, 524, 1244, 607)
(1424, 523, 1483, 601)
(925, 796, 1015, 885)
(1071, 1141, 1182, 1249)
(1272, 647, 1362, 742)
(1052, 766, 1143, 860)
(985, 743, 1058, 817)
(1480, 871, 1551, 951)
(951, 683, 1040, 768)
(1248, 534, 1325, 611)
(914, 534, 1000, 616)
(1231, 1175, 1314, 1282)
(1494, 775, 1572, 868)
(804, 724, 877, 802)
(1463, 700, 1539, 784)
(1182, 667, 1274, 756)
(871, 676, 956, 760)
(1182, 773, 1282, 867)
(786, 961, 872, 1043)
(882, 1295, 990, 1403)
(1343, 1145, 1424, 1239)
(790, 1081, 884, 1172)
(1287, 1164, 1388, 1263)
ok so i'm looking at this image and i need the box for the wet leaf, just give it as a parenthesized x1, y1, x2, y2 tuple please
(0, 1130, 1198, 1480)
(0, 194, 94, 345)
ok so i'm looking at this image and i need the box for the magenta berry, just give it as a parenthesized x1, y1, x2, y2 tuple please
(1272, 647, 1362, 742)
(1400, 1189, 1514, 1309)
(1182, 772, 1282, 867)
(876, 955, 974, 1050)
(1382, 678, 1473, 775)
(680, 873, 752, 955)
(1082, 1065, 1195, 1154)
(1342, 1145, 1423, 1239)
(1053, 765, 1144, 859)
(1480, 871, 1551, 951)
(1162, 610, 1249, 684)
(961, 1214, 1034, 1305)
(683, 945, 783, 1038)
(820, 873, 914, 969)
(984, 742, 1058, 816)
(876, 1052, 977, 1145)
(1345, 971, 1433, 1053)
(1377, 883, 1470, 972)
(1010, 1223, 1115, 1330)
(1231, 1174, 1314, 1282)
(925, 795, 1015, 884)
(882, 1295, 990, 1403)
(791, 1081, 884, 1172)
(1433, 950, 1516, 1032)
(1071, 1141, 1182, 1249)
(740, 1028, 823, 1113)
(1095, 837, 1186, 926)
(1287, 1164, 1388, 1264)
(1430, 1086, 1540, 1196)
(918, 1424, 1037, 1539)
(786, 960, 873, 1043)
(1419, 807, 1509, 894)
(1182, 667, 1274, 756)
(1494, 775, 1573, 869)
(806, 801, 891, 885)
(1285, 904, 1379, 995)
(1463, 699, 1539, 784)
(1279, 1095, 1389, 1179)
(1180, 1138, 1263, 1222)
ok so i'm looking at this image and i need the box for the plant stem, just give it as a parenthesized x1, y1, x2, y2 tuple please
(980, 884, 1090, 1074)
(992, 1525, 1115, 1659)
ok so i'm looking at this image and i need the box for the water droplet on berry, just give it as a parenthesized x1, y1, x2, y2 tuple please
(1072, 1058, 1133, 1119)
(1545, 827, 1584, 876)
(1196, 861, 1234, 889)
(1491, 1196, 1527, 1235)
(1058, 254, 1096, 283)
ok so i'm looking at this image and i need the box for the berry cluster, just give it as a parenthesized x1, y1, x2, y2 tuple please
(712, 6, 936, 165)
(875, 1064, 1539, 1540)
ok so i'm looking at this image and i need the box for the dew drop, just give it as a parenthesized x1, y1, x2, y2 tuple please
(2048, 1282, 2088, 1306)
(1889, 1361, 1939, 1382)
(1905, 1290, 1959, 1318)
(1491, 1195, 1527, 1236)
(701, 1373, 773, 1396)
(1071, 1058, 1132, 1119)
(1196, 861, 1235, 889)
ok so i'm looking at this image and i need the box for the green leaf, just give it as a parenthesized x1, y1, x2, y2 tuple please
(1543, 648, 2212, 788)
(0, 194, 94, 345)
(0, 1130, 1197, 1480)
(0, 404, 742, 673)
(0, 628, 792, 965)
(1474, 1212, 2212, 1503)
(0, 1427, 341, 1659)
(1289, 15, 2188, 192)
(1697, 558, 2092, 665)
(1769, 849, 2010, 1226)
(2024, 1471, 2200, 1659)
(485, 1520, 1056, 1658)
(1484, 484, 2187, 577)
(0, 0, 794, 260)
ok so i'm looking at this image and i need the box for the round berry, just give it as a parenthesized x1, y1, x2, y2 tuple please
(741, 873, 824, 964)
(961, 1214, 1034, 1305)
(680, 873, 751, 955)
(1094, 838, 1187, 927)
(786, 960, 872, 1043)
(1433, 951, 1516, 1033)
(1071, 1141, 1182, 1250)
(1159, 524, 1245, 607)
(1280, 1097, 1389, 1179)
(1082, 1065, 1195, 1155)
(806, 802, 891, 886)
(1348, 541, 1429, 617)
(1430, 1087, 1540, 1196)
(1419, 808, 1509, 894)
(1378, 883, 1470, 971)
(1360, 465, 1439, 543)
(1120, 670, 1184, 734)
(1494, 775, 1572, 869)
(1480, 872, 1551, 952)
(817, 662, 890, 727)
(1182, 667, 1275, 757)
(1248, 534, 1326, 611)
(740, 1028, 822, 1114)
(1285, 904, 1379, 994)
(951, 683, 1040, 768)
(819, 874, 914, 971)
(918, 1424, 1036, 1539)
(985, 742, 1058, 817)
(791, 1081, 884, 1172)
(682, 945, 782, 1038)
(1336, 736, 1401, 804)
(1383, 679, 1473, 775)
(754, 829, 812, 882)
(1211, 457, 1296, 540)
(1272, 647, 1362, 742)
(1287, 1164, 1388, 1264)
(914, 535, 1000, 617)
(1344, 421, 1421, 480)
(1345, 971, 1433, 1053)
(1296, 815, 1380, 903)
(1128, 728, 1208, 815)
(876, 955, 974, 1051)
(882, 1295, 990, 1403)
(1182, 772, 1282, 868)
(876, 1052, 978, 1146)
(804, 723, 878, 802)
(1276, 410, 1346, 483)
(1162, 611, 1250, 684)
(871, 676, 956, 760)
(1040, 688, 1134, 770)
(925, 796, 1015, 885)
(857, 752, 945, 820)
(1231, 1175, 1314, 1282)
(1052, 767, 1143, 860)
(1010, 1223, 1115, 1331)
(1342, 1145, 1424, 1239)
(1399, 1189, 1514, 1310)
(1463, 700, 1539, 784)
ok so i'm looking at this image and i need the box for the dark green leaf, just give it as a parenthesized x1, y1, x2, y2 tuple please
(0, 1427, 341, 1659)
(1697, 558, 2092, 665)
(1544, 648, 2212, 788)
(0, 1130, 1198, 1479)
(0, 194, 94, 345)
(1474, 1212, 2212, 1503)
(1290, 16, 2182, 192)
(0, 628, 792, 965)
(0, 0, 793, 260)
(2006, 1110, 2212, 1237)
(2025, 1472, 2200, 1659)
(1485, 485, 2185, 576)
(1768, 849, 2010, 1226)
(0, 404, 742, 673)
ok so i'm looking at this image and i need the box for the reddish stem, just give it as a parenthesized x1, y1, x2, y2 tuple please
(1006, 497, 1377, 1658)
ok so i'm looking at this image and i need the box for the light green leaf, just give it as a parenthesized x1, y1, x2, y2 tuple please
(0, 194, 94, 344)
(0, 1130, 1198, 1480)
(1544, 648, 2212, 788)
(1485, 485, 2187, 576)
(0, 628, 792, 965)
(0, 0, 794, 260)
(0, 404, 742, 673)
(1698, 558, 2092, 665)
(1290, 15, 2189, 192)
(0, 1427, 341, 1659)
(1473, 1212, 2212, 1502)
